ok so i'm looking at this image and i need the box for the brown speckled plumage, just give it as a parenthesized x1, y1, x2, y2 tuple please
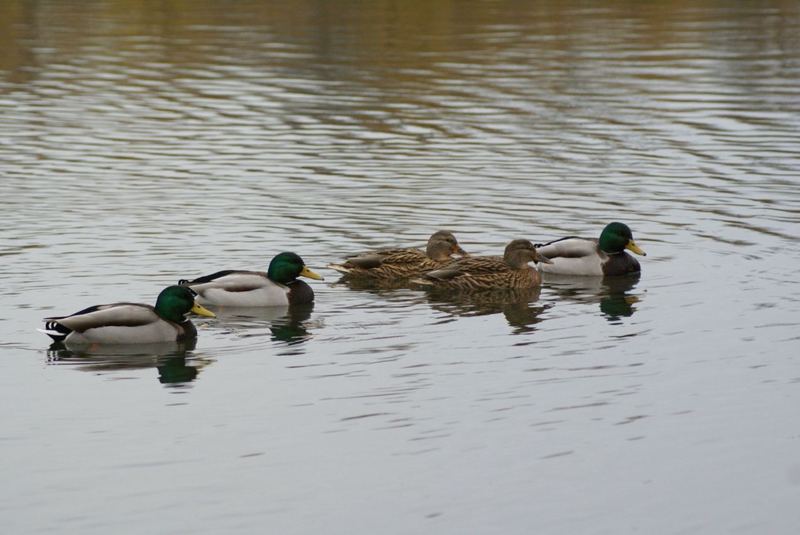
(328, 230, 467, 281)
(413, 239, 551, 290)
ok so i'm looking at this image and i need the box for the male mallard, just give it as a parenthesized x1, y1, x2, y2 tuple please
(39, 285, 215, 344)
(179, 252, 323, 306)
(328, 230, 468, 281)
(412, 239, 551, 290)
(535, 222, 646, 276)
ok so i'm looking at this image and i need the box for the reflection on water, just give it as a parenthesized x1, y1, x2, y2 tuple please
(543, 273, 642, 322)
(336, 273, 559, 334)
(334, 274, 549, 333)
(330, 276, 416, 292)
(270, 303, 315, 345)
(2, 0, 800, 534)
(46, 338, 212, 386)
(423, 286, 549, 334)
(209, 302, 316, 349)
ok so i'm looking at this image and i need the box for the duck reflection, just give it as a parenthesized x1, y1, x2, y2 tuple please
(209, 303, 315, 346)
(270, 304, 314, 345)
(542, 272, 642, 321)
(423, 286, 549, 334)
(46, 338, 211, 386)
(331, 276, 411, 292)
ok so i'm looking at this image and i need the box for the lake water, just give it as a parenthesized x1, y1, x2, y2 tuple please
(2, 1, 800, 533)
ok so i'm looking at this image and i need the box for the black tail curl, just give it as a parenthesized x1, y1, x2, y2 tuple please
(42, 321, 72, 342)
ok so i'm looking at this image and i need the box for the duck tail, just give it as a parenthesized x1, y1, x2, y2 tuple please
(37, 321, 71, 342)
(327, 263, 352, 274)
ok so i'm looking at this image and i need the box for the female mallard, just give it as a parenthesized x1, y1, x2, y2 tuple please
(535, 222, 646, 276)
(412, 239, 551, 290)
(179, 252, 323, 307)
(39, 285, 215, 344)
(328, 230, 468, 281)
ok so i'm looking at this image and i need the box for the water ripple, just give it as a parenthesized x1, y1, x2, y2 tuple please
(2, 2, 800, 532)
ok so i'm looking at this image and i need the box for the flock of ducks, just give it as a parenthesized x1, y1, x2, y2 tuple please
(40, 222, 646, 347)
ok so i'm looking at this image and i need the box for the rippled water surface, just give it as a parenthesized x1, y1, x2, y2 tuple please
(2, 1, 800, 533)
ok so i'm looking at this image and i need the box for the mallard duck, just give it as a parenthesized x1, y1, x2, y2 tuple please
(39, 285, 215, 344)
(535, 222, 646, 276)
(412, 239, 551, 290)
(328, 230, 468, 280)
(179, 252, 323, 306)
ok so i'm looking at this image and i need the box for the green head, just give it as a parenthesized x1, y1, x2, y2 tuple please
(155, 285, 215, 323)
(598, 222, 646, 256)
(267, 252, 324, 284)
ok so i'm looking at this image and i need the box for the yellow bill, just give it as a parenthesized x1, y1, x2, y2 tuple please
(626, 240, 646, 256)
(191, 302, 216, 318)
(300, 266, 324, 281)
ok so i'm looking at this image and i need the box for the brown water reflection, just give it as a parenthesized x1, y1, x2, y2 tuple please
(2, 1, 800, 534)
(424, 286, 549, 334)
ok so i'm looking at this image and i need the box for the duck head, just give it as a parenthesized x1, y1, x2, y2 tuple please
(155, 285, 215, 323)
(504, 239, 552, 269)
(599, 222, 646, 256)
(268, 252, 324, 284)
(426, 230, 468, 261)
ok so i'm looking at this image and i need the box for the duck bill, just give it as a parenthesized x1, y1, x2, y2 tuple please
(626, 240, 647, 256)
(534, 250, 553, 264)
(300, 266, 324, 281)
(453, 244, 469, 257)
(191, 302, 216, 318)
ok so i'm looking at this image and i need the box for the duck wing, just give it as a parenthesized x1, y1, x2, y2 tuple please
(423, 256, 507, 281)
(42, 303, 160, 340)
(535, 237, 598, 259)
(345, 248, 426, 268)
(182, 270, 270, 293)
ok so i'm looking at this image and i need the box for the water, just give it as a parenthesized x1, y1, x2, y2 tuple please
(2, 1, 800, 533)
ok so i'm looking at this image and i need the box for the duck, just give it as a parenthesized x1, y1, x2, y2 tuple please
(39, 285, 215, 345)
(179, 252, 323, 306)
(328, 230, 468, 281)
(535, 222, 646, 276)
(412, 239, 551, 290)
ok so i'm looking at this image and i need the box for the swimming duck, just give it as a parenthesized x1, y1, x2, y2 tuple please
(328, 230, 468, 281)
(412, 239, 551, 290)
(39, 285, 215, 345)
(179, 252, 323, 306)
(535, 222, 646, 276)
